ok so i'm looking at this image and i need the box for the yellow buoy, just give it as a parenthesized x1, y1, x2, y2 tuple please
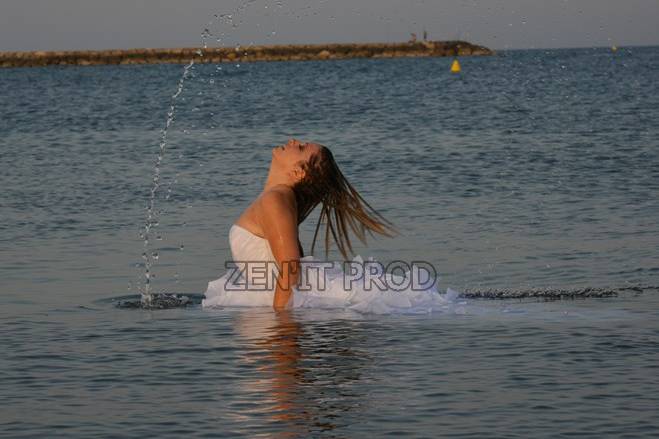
(451, 59, 461, 73)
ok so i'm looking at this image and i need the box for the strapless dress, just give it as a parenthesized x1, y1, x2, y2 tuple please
(202, 224, 460, 314)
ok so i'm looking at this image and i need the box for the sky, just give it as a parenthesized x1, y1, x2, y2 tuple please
(1, 0, 658, 52)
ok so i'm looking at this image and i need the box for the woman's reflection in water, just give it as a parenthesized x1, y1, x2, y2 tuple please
(234, 310, 370, 437)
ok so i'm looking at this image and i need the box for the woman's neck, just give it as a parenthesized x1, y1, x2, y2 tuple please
(263, 165, 294, 192)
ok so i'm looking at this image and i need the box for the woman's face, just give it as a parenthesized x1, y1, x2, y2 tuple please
(273, 138, 323, 170)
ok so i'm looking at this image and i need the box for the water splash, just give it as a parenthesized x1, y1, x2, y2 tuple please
(116, 293, 202, 309)
(139, 0, 262, 307)
(140, 60, 195, 306)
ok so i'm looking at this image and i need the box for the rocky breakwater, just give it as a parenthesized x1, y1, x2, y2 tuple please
(0, 41, 493, 68)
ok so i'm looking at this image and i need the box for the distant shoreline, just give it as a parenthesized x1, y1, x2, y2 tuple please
(0, 40, 493, 68)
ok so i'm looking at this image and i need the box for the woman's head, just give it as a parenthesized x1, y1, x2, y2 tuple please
(284, 139, 396, 260)
(271, 139, 323, 177)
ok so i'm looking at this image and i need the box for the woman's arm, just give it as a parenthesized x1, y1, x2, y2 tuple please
(257, 187, 301, 310)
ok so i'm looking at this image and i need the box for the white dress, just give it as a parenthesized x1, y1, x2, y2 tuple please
(202, 224, 460, 314)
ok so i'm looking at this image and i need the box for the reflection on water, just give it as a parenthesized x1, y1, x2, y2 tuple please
(233, 310, 370, 436)
(2, 297, 659, 437)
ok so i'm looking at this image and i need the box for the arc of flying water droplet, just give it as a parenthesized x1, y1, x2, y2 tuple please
(139, 0, 264, 307)
(141, 58, 195, 306)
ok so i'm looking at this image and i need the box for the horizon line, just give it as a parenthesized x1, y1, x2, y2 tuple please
(2, 40, 658, 54)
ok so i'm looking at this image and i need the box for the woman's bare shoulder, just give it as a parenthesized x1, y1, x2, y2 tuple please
(235, 186, 296, 236)
(254, 186, 298, 238)
(257, 185, 297, 211)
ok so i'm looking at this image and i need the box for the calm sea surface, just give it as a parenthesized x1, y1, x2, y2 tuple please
(1, 47, 658, 437)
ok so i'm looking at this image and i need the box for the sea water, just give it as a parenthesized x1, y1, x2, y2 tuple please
(1, 48, 658, 437)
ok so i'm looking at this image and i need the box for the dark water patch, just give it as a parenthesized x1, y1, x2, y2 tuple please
(460, 285, 653, 299)
(112, 293, 204, 309)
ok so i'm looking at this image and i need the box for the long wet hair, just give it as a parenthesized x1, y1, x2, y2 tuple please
(292, 146, 397, 259)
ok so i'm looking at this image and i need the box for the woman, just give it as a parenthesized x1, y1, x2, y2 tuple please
(203, 139, 455, 312)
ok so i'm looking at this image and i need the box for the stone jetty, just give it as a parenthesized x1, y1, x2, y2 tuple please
(0, 40, 492, 68)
